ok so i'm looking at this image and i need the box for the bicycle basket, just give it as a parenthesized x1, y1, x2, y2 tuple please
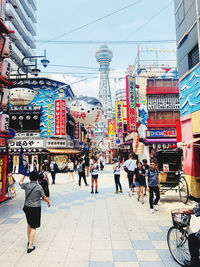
(171, 209, 191, 228)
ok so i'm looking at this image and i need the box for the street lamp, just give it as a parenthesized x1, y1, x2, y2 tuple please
(17, 49, 50, 78)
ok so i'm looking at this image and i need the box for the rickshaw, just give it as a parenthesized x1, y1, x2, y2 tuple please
(154, 149, 189, 204)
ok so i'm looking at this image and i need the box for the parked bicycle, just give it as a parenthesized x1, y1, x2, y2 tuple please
(167, 209, 192, 266)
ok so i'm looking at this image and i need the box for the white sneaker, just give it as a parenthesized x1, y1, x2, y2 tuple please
(154, 205, 158, 211)
(151, 209, 155, 213)
(128, 190, 132, 197)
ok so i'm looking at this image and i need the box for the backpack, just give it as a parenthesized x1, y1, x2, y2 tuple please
(54, 163, 59, 173)
(38, 171, 45, 183)
(77, 163, 83, 173)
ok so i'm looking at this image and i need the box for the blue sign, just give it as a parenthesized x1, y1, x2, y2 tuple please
(7, 128, 16, 139)
(79, 141, 83, 145)
(179, 65, 200, 116)
(146, 130, 176, 138)
(116, 139, 121, 144)
(10, 79, 74, 138)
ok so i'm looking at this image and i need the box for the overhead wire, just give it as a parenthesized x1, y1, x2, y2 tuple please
(126, 0, 174, 40)
(39, 0, 143, 45)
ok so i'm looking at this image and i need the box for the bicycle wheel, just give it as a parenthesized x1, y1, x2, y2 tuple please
(167, 226, 190, 266)
(178, 175, 189, 204)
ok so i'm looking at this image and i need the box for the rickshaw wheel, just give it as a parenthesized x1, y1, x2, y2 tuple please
(178, 175, 189, 204)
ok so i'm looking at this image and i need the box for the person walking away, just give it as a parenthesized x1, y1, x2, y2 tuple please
(142, 159, 149, 196)
(67, 159, 74, 182)
(113, 158, 122, 194)
(77, 158, 88, 187)
(123, 154, 137, 196)
(50, 160, 58, 184)
(33, 157, 38, 172)
(99, 154, 104, 171)
(85, 154, 90, 177)
(145, 160, 160, 213)
(182, 205, 200, 267)
(38, 165, 50, 197)
(19, 171, 50, 253)
(90, 157, 99, 193)
(134, 162, 145, 204)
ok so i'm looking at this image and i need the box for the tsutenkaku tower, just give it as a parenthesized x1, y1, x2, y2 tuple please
(95, 44, 113, 118)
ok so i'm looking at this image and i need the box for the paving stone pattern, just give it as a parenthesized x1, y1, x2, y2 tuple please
(0, 165, 196, 267)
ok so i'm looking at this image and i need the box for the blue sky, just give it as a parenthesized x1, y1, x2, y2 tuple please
(36, 0, 176, 97)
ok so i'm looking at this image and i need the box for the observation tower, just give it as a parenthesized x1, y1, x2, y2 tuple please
(95, 44, 113, 118)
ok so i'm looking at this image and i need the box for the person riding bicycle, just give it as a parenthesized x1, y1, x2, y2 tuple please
(183, 203, 200, 267)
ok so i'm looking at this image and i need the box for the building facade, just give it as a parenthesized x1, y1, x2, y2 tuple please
(174, 0, 200, 199)
(4, 0, 37, 72)
(4, 77, 83, 173)
(145, 78, 180, 157)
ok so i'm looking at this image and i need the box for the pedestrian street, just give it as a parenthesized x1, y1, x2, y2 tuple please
(0, 165, 199, 267)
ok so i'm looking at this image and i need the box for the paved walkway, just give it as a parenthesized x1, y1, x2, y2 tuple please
(0, 165, 198, 267)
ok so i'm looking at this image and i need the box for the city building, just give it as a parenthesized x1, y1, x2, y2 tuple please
(2, 77, 83, 173)
(145, 77, 180, 158)
(3, 0, 37, 72)
(174, 0, 200, 200)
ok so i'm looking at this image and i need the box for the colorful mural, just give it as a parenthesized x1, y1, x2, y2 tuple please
(179, 65, 200, 117)
(10, 78, 74, 138)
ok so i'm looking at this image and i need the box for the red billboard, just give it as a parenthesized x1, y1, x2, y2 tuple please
(55, 99, 66, 137)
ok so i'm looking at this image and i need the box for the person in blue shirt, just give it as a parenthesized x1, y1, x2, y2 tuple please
(145, 160, 160, 213)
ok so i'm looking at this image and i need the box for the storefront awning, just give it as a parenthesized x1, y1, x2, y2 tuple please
(178, 138, 200, 148)
(47, 148, 81, 154)
(144, 138, 177, 144)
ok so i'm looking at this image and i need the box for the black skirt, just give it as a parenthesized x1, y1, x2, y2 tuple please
(23, 205, 41, 228)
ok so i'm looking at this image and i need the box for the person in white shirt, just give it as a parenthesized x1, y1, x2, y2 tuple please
(113, 158, 122, 194)
(67, 159, 74, 182)
(90, 157, 99, 194)
(123, 154, 137, 196)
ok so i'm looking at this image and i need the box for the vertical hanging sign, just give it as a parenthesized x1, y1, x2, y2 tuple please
(54, 99, 66, 137)
(108, 120, 115, 137)
(115, 101, 124, 138)
(126, 75, 136, 131)
(74, 121, 80, 140)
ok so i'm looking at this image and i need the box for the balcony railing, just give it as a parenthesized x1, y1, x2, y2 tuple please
(146, 86, 179, 94)
(147, 119, 177, 127)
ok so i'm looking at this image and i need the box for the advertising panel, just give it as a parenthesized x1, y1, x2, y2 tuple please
(55, 99, 66, 137)
(115, 101, 124, 138)
(146, 130, 176, 137)
(10, 79, 73, 138)
(108, 120, 115, 137)
(126, 75, 137, 131)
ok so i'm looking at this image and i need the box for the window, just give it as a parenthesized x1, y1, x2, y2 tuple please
(188, 44, 199, 69)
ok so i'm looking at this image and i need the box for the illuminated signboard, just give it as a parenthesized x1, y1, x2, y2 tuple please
(146, 130, 176, 137)
(115, 101, 124, 138)
(126, 76, 137, 131)
(108, 120, 115, 137)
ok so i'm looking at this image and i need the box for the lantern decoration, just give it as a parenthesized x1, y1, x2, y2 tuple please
(70, 96, 103, 125)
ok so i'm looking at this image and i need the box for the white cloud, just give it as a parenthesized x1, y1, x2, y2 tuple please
(43, 69, 126, 106)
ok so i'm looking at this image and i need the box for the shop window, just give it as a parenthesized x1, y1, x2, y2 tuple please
(188, 44, 199, 70)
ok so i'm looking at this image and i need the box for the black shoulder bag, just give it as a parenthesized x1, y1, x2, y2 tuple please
(124, 161, 131, 173)
(23, 184, 38, 211)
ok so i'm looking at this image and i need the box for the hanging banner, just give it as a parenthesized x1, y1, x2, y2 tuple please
(108, 120, 115, 137)
(115, 101, 124, 138)
(74, 121, 80, 140)
(54, 99, 66, 137)
(126, 75, 137, 131)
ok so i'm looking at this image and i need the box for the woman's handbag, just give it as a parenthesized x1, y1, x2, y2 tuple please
(124, 162, 131, 173)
